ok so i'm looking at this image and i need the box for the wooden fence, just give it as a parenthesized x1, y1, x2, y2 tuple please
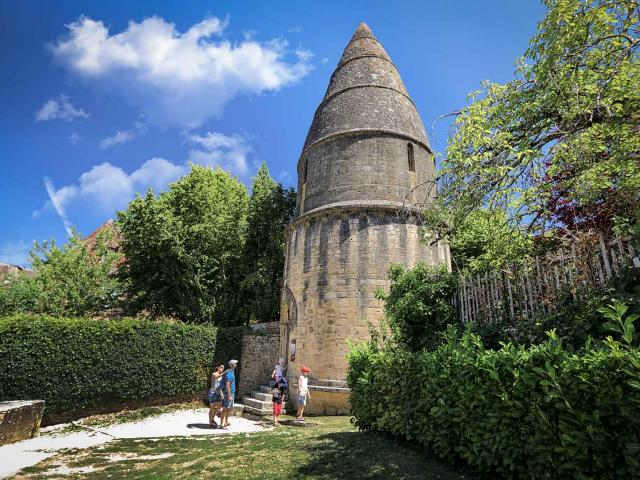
(453, 235, 640, 324)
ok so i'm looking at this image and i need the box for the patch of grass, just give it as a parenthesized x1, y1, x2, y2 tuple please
(13, 417, 474, 479)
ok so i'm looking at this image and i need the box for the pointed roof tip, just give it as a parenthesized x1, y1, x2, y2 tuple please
(348, 21, 377, 45)
(353, 22, 374, 38)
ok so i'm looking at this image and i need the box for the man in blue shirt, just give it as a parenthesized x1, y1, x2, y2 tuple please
(221, 359, 238, 429)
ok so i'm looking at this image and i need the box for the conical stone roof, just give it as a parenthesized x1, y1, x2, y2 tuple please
(302, 23, 430, 152)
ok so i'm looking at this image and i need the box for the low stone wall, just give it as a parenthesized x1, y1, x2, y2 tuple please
(287, 379, 351, 415)
(0, 400, 45, 445)
(237, 322, 280, 399)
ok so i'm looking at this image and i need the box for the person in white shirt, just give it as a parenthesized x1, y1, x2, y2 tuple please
(272, 358, 285, 383)
(297, 366, 311, 421)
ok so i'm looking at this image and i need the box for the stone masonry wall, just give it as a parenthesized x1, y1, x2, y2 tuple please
(298, 134, 434, 214)
(281, 208, 450, 382)
(237, 322, 280, 399)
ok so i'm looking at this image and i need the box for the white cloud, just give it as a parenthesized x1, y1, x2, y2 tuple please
(35, 130, 265, 230)
(0, 240, 31, 267)
(44, 178, 76, 235)
(35, 94, 89, 122)
(50, 16, 313, 127)
(70, 132, 83, 145)
(187, 132, 252, 178)
(36, 158, 186, 233)
(99, 121, 147, 149)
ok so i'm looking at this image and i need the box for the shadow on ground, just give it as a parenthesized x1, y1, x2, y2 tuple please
(186, 423, 212, 429)
(296, 431, 473, 479)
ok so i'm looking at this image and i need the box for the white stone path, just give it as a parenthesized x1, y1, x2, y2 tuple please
(0, 407, 271, 478)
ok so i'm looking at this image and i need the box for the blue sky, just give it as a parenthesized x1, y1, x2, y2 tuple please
(0, 0, 545, 266)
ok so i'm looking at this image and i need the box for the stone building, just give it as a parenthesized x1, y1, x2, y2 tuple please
(280, 23, 450, 414)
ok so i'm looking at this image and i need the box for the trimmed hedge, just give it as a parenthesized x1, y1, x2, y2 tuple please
(0, 315, 244, 416)
(348, 330, 640, 479)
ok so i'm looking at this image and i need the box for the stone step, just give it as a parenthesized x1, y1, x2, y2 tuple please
(250, 391, 288, 403)
(243, 405, 287, 418)
(251, 391, 272, 402)
(243, 397, 272, 411)
(259, 385, 272, 394)
(229, 403, 245, 417)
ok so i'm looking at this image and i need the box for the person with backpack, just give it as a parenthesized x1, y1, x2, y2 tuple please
(208, 364, 226, 428)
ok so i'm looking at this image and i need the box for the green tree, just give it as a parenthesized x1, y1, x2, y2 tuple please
(449, 209, 533, 275)
(426, 0, 640, 239)
(376, 263, 458, 352)
(0, 230, 122, 317)
(117, 165, 249, 324)
(241, 163, 296, 322)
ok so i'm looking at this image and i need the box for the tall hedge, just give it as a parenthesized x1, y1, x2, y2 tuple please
(0, 315, 244, 416)
(348, 330, 640, 479)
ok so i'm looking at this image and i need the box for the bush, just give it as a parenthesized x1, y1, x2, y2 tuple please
(348, 328, 640, 479)
(0, 274, 40, 317)
(0, 315, 244, 417)
(470, 268, 640, 350)
(377, 263, 458, 351)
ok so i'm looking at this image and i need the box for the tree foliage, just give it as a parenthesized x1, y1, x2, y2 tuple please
(241, 163, 296, 322)
(117, 165, 249, 324)
(376, 263, 458, 351)
(426, 0, 640, 239)
(0, 230, 121, 317)
(449, 209, 533, 275)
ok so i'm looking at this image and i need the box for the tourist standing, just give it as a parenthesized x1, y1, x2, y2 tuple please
(220, 359, 238, 429)
(271, 358, 286, 384)
(296, 366, 311, 421)
(208, 364, 226, 428)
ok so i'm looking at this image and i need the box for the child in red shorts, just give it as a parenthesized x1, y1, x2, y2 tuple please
(272, 377, 287, 426)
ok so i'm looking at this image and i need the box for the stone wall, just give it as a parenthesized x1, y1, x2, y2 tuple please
(237, 322, 280, 399)
(298, 133, 434, 214)
(281, 207, 450, 382)
(0, 400, 45, 445)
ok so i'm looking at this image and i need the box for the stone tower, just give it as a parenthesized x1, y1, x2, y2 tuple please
(280, 22, 450, 414)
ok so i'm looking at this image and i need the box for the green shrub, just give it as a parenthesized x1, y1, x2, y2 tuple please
(348, 328, 640, 479)
(0, 274, 40, 317)
(0, 315, 244, 416)
(377, 263, 458, 351)
(470, 268, 640, 350)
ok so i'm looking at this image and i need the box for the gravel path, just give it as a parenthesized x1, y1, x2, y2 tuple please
(0, 407, 270, 478)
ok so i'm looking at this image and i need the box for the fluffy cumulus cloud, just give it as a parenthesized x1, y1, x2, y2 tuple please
(50, 16, 313, 127)
(35, 94, 89, 122)
(36, 131, 260, 233)
(187, 132, 252, 177)
(37, 158, 187, 233)
(99, 121, 147, 149)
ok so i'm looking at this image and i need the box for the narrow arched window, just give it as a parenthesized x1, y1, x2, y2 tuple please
(407, 143, 415, 172)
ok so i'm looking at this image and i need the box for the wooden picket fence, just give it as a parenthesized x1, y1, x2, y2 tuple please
(453, 235, 640, 324)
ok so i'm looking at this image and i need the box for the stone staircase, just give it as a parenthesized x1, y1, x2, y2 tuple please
(242, 385, 288, 420)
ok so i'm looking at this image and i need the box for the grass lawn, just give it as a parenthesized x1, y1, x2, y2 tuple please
(13, 417, 473, 480)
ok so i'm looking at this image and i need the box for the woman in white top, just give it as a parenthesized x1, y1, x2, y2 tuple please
(208, 364, 226, 428)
